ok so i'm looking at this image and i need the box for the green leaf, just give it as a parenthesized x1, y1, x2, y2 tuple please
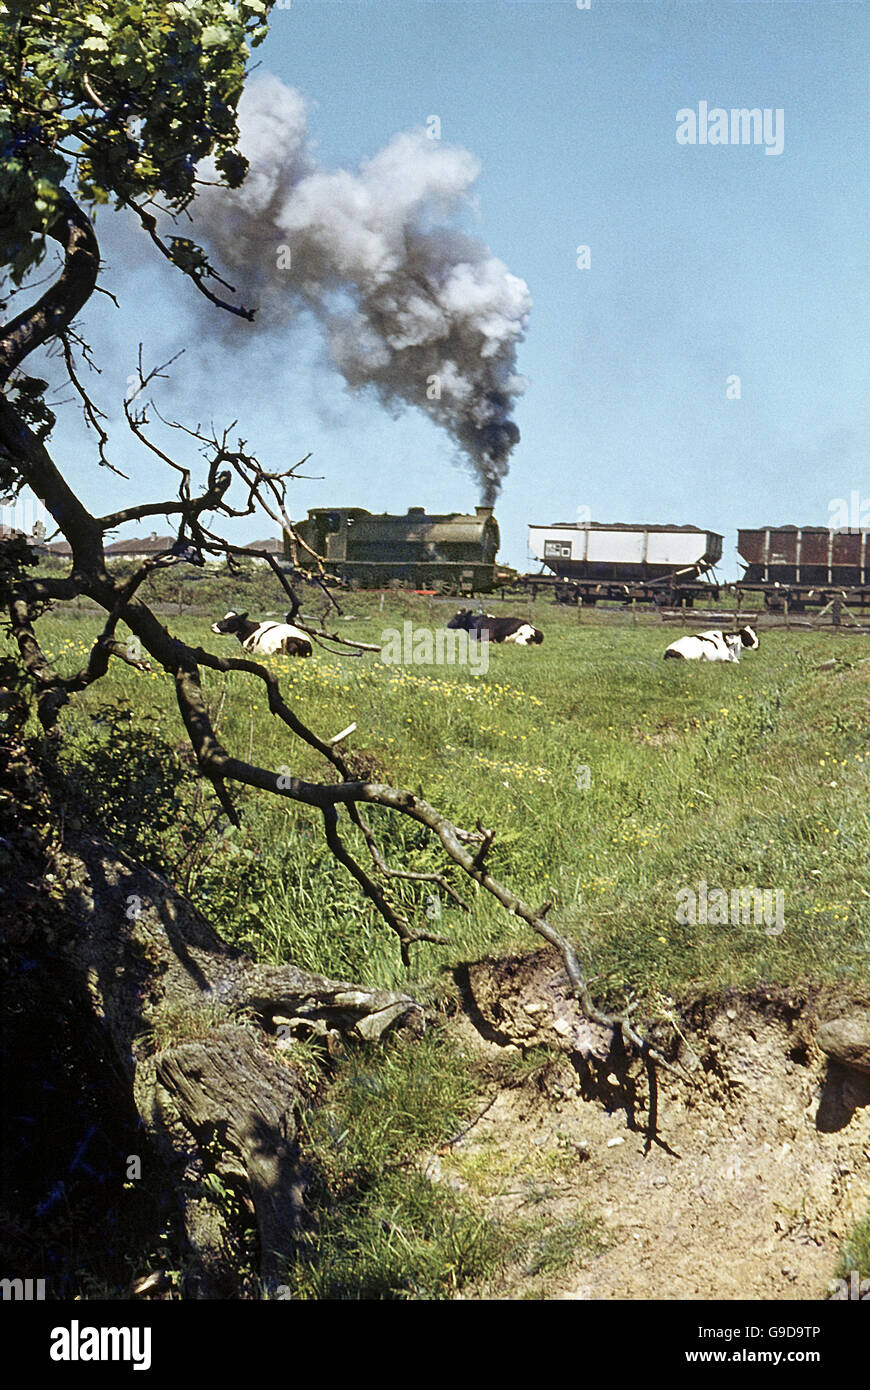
(201, 23, 231, 49)
(1, 0, 269, 295)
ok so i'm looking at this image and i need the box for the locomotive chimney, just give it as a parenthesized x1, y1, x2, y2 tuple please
(475, 506, 494, 519)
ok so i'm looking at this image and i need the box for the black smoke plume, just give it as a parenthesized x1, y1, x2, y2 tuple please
(194, 76, 530, 500)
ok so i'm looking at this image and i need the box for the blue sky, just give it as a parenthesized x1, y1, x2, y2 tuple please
(22, 0, 870, 577)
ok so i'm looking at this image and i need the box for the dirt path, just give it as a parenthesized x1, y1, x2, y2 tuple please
(440, 955, 870, 1300)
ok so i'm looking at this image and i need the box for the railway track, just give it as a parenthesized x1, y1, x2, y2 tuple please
(658, 608, 870, 633)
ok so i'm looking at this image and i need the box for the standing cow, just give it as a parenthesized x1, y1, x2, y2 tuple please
(664, 625, 758, 663)
(447, 610, 544, 645)
(210, 611, 312, 657)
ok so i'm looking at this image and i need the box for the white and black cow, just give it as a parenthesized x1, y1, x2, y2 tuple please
(211, 610, 312, 657)
(664, 625, 758, 663)
(446, 609, 544, 646)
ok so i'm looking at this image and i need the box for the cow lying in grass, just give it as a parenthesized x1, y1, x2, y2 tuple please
(210, 611, 312, 657)
(664, 625, 758, 663)
(447, 610, 544, 645)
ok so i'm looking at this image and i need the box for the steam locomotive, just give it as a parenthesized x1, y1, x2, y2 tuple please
(286, 505, 510, 595)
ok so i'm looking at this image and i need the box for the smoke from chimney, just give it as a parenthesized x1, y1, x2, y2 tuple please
(194, 76, 531, 502)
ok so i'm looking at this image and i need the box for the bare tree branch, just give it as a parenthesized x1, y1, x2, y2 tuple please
(61, 330, 128, 477)
(1, 197, 680, 1099)
(122, 196, 256, 321)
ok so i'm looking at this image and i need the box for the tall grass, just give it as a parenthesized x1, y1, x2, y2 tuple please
(16, 593, 868, 1005)
(278, 1030, 511, 1299)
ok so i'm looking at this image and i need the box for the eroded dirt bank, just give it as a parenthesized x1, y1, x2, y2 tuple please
(440, 952, 870, 1300)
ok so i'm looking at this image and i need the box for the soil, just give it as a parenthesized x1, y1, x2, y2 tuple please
(441, 951, 870, 1300)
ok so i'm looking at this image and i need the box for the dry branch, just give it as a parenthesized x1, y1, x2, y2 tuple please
(0, 172, 683, 1299)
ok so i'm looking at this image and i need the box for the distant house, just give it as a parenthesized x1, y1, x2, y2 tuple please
(103, 533, 179, 562)
(102, 533, 239, 566)
(46, 539, 73, 559)
(242, 537, 285, 566)
(28, 529, 288, 566)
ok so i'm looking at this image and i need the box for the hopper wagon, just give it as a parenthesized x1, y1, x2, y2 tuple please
(525, 522, 724, 605)
(737, 526, 870, 609)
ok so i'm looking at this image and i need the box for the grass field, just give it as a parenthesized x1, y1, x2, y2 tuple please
(11, 589, 870, 1013)
(6, 586, 870, 1297)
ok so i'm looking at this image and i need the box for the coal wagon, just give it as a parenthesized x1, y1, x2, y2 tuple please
(286, 505, 506, 594)
(737, 526, 870, 609)
(525, 522, 724, 605)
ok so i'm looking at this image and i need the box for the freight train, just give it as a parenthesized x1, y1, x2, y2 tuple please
(528, 520, 870, 609)
(284, 507, 870, 609)
(527, 522, 724, 605)
(736, 526, 870, 608)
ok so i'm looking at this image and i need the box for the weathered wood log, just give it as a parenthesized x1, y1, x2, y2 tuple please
(154, 1029, 305, 1290)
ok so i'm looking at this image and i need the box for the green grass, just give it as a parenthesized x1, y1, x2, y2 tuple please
(837, 1211, 870, 1285)
(11, 591, 868, 1006)
(518, 1214, 605, 1279)
(278, 1030, 510, 1299)
(7, 587, 870, 1298)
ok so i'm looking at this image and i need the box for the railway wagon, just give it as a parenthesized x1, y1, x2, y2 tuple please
(526, 522, 723, 604)
(738, 527, 870, 589)
(286, 505, 502, 594)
